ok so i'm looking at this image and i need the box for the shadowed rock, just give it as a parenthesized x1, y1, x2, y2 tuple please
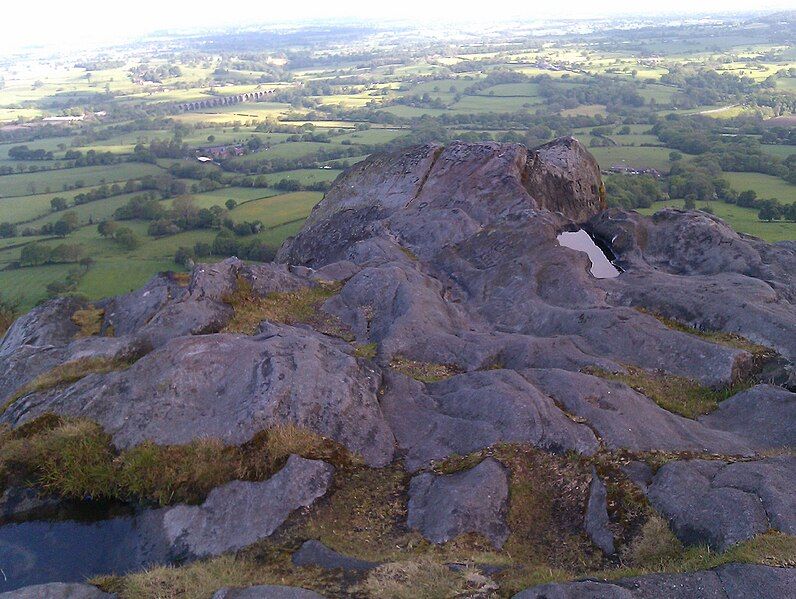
(513, 563, 796, 598)
(647, 456, 795, 550)
(212, 586, 326, 599)
(407, 457, 509, 548)
(291, 540, 379, 572)
(584, 468, 615, 555)
(0, 583, 115, 599)
(163, 455, 333, 559)
(698, 385, 796, 450)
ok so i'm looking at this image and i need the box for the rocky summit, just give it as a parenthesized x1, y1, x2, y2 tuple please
(0, 138, 793, 598)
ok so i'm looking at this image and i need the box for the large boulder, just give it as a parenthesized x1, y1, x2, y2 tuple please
(523, 136, 605, 221)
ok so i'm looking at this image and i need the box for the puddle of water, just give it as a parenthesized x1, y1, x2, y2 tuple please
(556, 229, 620, 279)
(0, 511, 169, 591)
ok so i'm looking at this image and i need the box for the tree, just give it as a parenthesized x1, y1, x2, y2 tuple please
(114, 227, 140, 250)
(737, 190, 758, 208)
(171, 196, 199, 224)
(174, 246, 195, 267)
(669, 151, 683, 162)
(0, 222, 17, 238)
(50, 197, 68, 211)
(0, 291, 19, 335)
(52, 219, 73, 237)
(20, 243, 52, 266)
(98, 220, 119, 238)
(225, 199, 238, 211)
(758, 200, 782, 222)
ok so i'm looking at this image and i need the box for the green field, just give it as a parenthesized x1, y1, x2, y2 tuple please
(638, 200, 796, 243)
(723, 172, 796, 202)
(590, 146, 674, 172)
(0, 163, 163, 197)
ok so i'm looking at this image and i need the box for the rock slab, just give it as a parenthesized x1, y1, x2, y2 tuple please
(163, 455, 334, 558)
(407, 457, 509, 548)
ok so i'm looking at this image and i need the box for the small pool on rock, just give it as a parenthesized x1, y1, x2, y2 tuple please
(0, 511, 169, 591)
(556, 229, 620, 279)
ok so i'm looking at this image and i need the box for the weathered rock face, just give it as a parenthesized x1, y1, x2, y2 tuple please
(0, 139, 793, 593)
(584, 468, 615, 555)
(3, 321, 394, 467)
(0, 583, 115, 599)
(647, 456, 795, 550)
(163, 455, 334, 559)
(407, 458, 510, 548)
(212, 586, 326, 599)
(513, 564, 796, 598)
(524, 137, 605, 221)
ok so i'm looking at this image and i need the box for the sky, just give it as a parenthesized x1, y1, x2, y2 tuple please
(0, 0, 793, 52)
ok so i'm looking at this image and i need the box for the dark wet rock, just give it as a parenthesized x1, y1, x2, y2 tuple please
(212, 586, 326, 599)
(407, 457, 509, 548)
(584, 468, 615, 555)
(524, 136, 605, 221)
(381, 370, 598, 471)
(2, 327, 394, 467)
(523, 369, 752, 454)
(621, 462, 654, 495)
(291, 540, 379, 572)
(0, 583, 116, 598)
(698, 385, 796, 450)
(163, 456, 333, 559)
(647, 456, 795, 550)
(513, 563, 796, 598)
(0, 487, 61, 522)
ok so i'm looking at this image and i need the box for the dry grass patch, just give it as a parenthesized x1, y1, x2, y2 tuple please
(223, 276, 351, 339)
(583, 365, 751, 419)
(360, 559, 470, 599)
(298, 464, 415, 562)
(353, 342, 378, 360)
(71, 306, 106, 338)
(621, 514, 684, 569)
(3, 356, 130, 414)
(94, 551, 345, 599)
(0, 416, 352, 506)
(389, 356, 461, 383)
(637, 308, 775, 358)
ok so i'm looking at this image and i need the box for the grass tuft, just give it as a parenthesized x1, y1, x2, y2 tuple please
(389, 356, 461, 383)
(3, 357, 130, 414)
(360, 559, 468, 599)
(353, 342, 378, 360)
(71, 307, 106, 338)
(582, 365, 752, 419)
(222, 276, 351, 339)
(637, 308, 776, 358)
(0, 416, 354, 506)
